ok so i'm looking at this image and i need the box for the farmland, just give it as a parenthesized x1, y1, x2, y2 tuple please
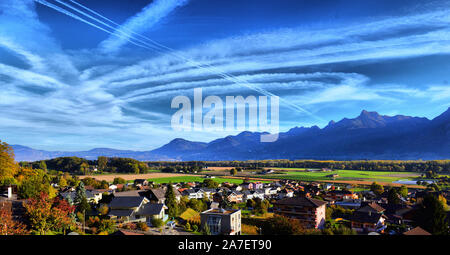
(259, 169, 420, 182)
(251, 168, 424, 187)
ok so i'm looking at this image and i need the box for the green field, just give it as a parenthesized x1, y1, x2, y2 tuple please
(256, 169, 420, 183)
(148, 176, 248, 184)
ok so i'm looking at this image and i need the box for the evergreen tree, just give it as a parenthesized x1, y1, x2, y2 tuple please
(165, 183, 179, 218)
(74, 182, 86, 205)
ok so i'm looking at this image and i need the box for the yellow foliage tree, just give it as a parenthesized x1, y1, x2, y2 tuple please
(0, 141, 18, 183)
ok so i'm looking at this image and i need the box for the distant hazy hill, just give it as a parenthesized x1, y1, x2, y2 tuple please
(12, 108, 450, 162)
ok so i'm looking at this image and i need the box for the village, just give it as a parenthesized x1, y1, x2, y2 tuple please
(1, 171, 448, 236)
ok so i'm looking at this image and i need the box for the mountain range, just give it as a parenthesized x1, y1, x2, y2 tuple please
(11, 108, 450, 162)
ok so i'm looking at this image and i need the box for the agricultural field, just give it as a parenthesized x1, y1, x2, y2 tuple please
(149, 176, 247, 184)
(254, 168, 422, 186)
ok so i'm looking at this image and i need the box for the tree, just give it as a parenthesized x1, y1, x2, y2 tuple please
(415, 193, 448, 235)
(246, 199, 256, 209)
(253, 198, 270, 215)
(399, 185, 408, 198)
(0, 203, 29, 235)
(0, 141, 18, 183)
(113, 177, 126, 185)
(24, 192, 75, 235)
(262, 215, 306, 235)
(74, 182, 86, 205)
(18, 169, 54, 199)
(58, 177, 68, 188)
(38, 161, 47, 171)
(165, 183, 179, 218)
(387, 188, 401, 205)
(203, 179, 219, 188)
(79, 162, 90, 175)
(97, 156, 108, 172)
(99, 204, 109, 216)
(74, 182, 91, 213)
(370, 182, 384, 196)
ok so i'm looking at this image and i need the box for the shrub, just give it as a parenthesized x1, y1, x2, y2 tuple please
(151, 217, 164, 228)
(242, 224, 259, 235)
(137, 222, 149, 231)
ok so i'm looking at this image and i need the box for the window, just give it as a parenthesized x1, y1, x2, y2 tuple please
(207, 215, 222, 235)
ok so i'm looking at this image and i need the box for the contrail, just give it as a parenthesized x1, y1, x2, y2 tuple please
(33, 0, 156, 51)
(35, 0, 323, 120)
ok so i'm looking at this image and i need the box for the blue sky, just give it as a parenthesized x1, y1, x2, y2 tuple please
(1, 0, 450, 151)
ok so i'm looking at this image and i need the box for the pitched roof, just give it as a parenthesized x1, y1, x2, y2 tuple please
(403, 227, 431, 235)
(108, 209, 135, 217)
(350, 212, 385, 224)
(137, 203, 164, 216)
(150, 187, 181, 200)
(114, 190, 145, 197)
(357, 202, 385, 213)
(109, 196, 145, 209)
(149, 188, 166, 200)
(273, 196, 327, 207)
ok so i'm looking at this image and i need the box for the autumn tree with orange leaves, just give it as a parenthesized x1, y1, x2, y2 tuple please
(0, 202, 29, 235)
(23, 192, 76, 235)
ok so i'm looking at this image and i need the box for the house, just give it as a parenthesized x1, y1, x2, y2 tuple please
(183, 189, 204, 199)
(277, 189, 294, 199)
(383, 204, 414, 225)
(200, 208, 241, 235)
(108, 196, 149, 223)
(273, 196, 327, 229)
(60, 190, 103, 205)
(350, 211, 387, 233)
(134, 179, 149, 187)
(137, 203, 167, 225)
(148, 187, 181, 204)
(325, 190, 358, 201)
(227, 191, 244, 203)
(263, 187, 278, 197)
(248, 182, 264, 190)
(201, 188, 217, 200)
(357, 202, 386, 214)
(242, 190, 265, 201)
(403, 226, 431, 235)
(182, 188, 213, 200)
(324, 184, 334, 190)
